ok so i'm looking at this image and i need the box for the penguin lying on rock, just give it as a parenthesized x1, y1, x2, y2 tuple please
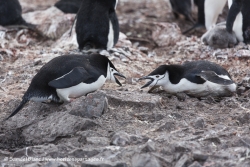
(139, 60, 236, 98)
(0, 0, 36, 31)
(75, 0, 119, 51)
(5, 54, 126, 120)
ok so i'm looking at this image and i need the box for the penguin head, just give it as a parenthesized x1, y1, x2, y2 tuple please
(107, 62, 126, 86)
(139, 65, 169, 89)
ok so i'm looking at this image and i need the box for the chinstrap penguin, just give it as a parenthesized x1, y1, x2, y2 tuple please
(183, 0, 227, 34)
(169, 0, 195, 23)
(75, 0, 119, 51)
(139, 60, 236, 98)
(0, 0, 36, 31)
(5, 54, 126, 120)
(227, 0, 250, 43)
(55, 0, 83, 14)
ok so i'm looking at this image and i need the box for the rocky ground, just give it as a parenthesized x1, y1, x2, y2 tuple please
(0, 0, 250, 166)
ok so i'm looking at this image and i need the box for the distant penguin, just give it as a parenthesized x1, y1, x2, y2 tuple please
(183, 0, 227, 34)
(169, 0, 195, 23)
(5, 54, 126, 120)
(55, 0, 83, 14)
(227, 0, 250, 43)
(75, 0, 119, 51)
(0, 0, 35, 29)
(139, 60, 236, 98)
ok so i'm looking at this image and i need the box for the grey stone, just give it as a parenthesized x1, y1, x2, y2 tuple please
(194, 118, 205, 129)
(102, 90, 161, 112)
(174, 154, 189, 167)
(24, 163, 43, 167)
(188, 161, 202, 167)
(141, 139, 156, 152)
(81, 161, 127, 167)
(157, 121, 175, 132)
(44, 161, 69, 167)
(68, 149, 99, 158)
(22, 112, 97, 144)
(131, 153, 161, 167)
(86, 137, 110, 145)
(69, 92, 108, 118)
(111, 132, 130, 146)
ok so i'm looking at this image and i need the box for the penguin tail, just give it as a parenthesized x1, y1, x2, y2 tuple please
(4, 98, 29, 121)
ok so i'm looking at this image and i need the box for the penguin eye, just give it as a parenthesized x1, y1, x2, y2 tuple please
(111, 69, 114, 72)
(156, 75, 160, 78)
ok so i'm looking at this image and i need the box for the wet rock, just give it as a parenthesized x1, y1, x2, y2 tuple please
(188, 161, 202, 167)
(201, 24, 237, 49)
(22, 112, 97, 144)
(131, 153, 161, 167)
(81, 161, 128, 167)
(194, 118, 205, 129)
(69, 92, 108, 118)
(152, 22, 182, 47)
(141, 139, 156, 152)
(103, 90, 161, 112)
(23, 7, 75, 39)
(110, 132, 130, 146)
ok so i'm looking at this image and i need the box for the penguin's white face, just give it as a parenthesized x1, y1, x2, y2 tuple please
(140, 72, 169, 88)
(107, 63, 126, 86)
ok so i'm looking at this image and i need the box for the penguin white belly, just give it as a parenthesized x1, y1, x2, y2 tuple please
(163, 77, 236, 97)
(233, 13, 244, 42)
(56, 76, 106, 102)
(204, 0, 227, 30)
(107, 20, 114, 50)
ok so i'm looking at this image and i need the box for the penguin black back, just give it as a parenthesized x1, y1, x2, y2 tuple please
(169, 0, 194, 23)
(75, 0, 119, 50)
(0, 0, 25, 26)
(5, 54, 120, 120)
(55, 0, 83, 14)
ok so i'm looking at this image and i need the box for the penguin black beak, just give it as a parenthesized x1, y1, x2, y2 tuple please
(139, 76, 154, 89)
(114, 72, 126, 86)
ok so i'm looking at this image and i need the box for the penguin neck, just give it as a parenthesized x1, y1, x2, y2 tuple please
(161, 72, 188, 93)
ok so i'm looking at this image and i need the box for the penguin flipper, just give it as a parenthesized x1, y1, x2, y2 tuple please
(48, 67, 92, 89)
(196, 71, 234, 85)
(5, 98, 29, 121)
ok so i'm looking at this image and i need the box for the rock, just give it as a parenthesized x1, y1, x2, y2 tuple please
(24, 163, 43, 167)
(141, 139, 156, 152)
(116, 32, 132, 48)
(134, 113, 164, 122)
(188, 161, 202, 167)
(69, 149, 99, 158)
(174, 154, 189, 167)
(192, 151, 209, 161)
(110, 132, 130, 146)
(69, 92, 108, 118)
(194, 118, 205, 129)
(22, 112, 97, 144)
(237, 113, 250, 125)
(86, 137, 110, 146)
(156, 121, 175, 132)
(131, 154, 161, 167)
(81, 161, 128, 167)
(234, 50, 250, 58)
(44, 161, 68, 167)
(23, 7, 75, 39)
(102, 90, 161, 112)
(201, 24, 237, 49)
(237, 86, 246, 96)
(152, 22, 182, 47)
